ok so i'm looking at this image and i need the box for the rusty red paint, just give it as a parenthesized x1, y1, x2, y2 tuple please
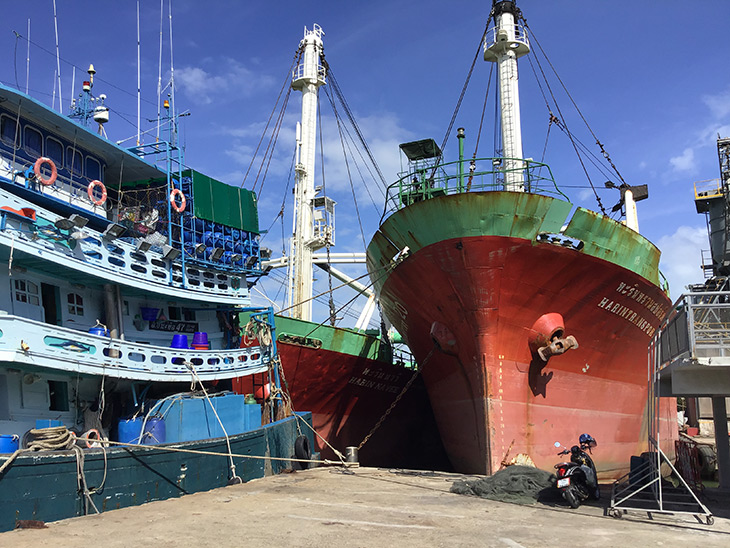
(377, 233, 676, 478)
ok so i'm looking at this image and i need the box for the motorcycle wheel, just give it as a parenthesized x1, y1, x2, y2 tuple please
(563, 486, 580, 509)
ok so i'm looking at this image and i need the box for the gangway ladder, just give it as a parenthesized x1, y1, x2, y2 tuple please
(608, 329, 713, 524)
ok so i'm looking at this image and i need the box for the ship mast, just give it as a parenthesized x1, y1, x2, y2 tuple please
(484, 0, 530, 192)
(288, 25, 328, 321)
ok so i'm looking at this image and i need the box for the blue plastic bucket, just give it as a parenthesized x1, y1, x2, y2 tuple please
(140, 307, 159, 321)
(192, 332, 208, 347)
(0, 435, 19, 453)
(171, 334, 188, 349)
(88, 326, 108, 337)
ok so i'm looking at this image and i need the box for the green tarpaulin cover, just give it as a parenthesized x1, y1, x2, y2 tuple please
(186, 170, 259, 234)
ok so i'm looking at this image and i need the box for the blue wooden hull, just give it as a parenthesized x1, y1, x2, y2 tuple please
(0, 413, 312, 531)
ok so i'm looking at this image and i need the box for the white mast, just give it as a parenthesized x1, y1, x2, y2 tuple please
(484, 1, 530, 192)
(288, 24, 327, 321)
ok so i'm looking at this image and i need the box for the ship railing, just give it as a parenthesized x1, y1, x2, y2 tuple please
(656, 289, 730, 369)
(694, 178, 723, 200)
(1, 159, 107, 217)
(0, 207, 248, 303)
(384, 157, 566, 214)
(392, 345, 418, 370)
(484, 21, 530, 55)
(0, 314, 268, 381)
(292, 62, 327, 84)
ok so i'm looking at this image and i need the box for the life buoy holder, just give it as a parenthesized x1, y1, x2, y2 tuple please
(83, 428, 102, 448)
(170, 188, 186, 213)
(87, 180, 107, 206)
(34, 157, 57, 186)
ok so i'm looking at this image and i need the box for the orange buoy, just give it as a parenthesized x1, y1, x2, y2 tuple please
(87, 180, 107, 206)
(33, 157, 57, 186)
(170, 188, 186, 213)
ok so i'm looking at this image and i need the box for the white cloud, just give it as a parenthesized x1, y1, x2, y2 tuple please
(703, 88, 730, 119)
(669, 147, 695, 172)
(657, 225, 707, 299)
(175, 59, 273, 104)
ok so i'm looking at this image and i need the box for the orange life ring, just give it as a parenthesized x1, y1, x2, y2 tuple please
(170, 188, 186, 213)
(34, 157, 57, 186)
(83, 428, 102, 448)
(87, 180, 107, 206)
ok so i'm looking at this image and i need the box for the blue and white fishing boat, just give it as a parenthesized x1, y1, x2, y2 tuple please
(0, 55, 313, 531)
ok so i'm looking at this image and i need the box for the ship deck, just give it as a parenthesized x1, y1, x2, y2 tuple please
(3, 466, 729, 547)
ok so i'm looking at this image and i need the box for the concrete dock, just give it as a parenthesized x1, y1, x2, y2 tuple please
(2, 466, 730, 547)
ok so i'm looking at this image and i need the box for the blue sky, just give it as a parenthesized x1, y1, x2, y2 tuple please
(2, 1, 729, 324)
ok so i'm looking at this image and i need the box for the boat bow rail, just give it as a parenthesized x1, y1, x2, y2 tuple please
(382, 155, 567, 217)
(0, 314, 268, 381)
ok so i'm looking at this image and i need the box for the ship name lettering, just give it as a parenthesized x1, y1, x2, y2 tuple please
(597, 296, 656, 337)
(615, 282, 668, 320)
(347, 376, 398, 393)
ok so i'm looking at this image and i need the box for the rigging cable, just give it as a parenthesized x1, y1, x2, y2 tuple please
(325, 63, 388, 190)
(241, 47, 301, 192)
(524, 23, 609, 214)
(438, 20, 491, 159)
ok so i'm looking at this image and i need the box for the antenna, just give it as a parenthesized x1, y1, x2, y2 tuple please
(52, 0, 62, 112)
(137, 0, 141, 145)
(52, 69, 57, 109)
(156, 0, 163, 142)
(168, 0, 176, 144)
(25, 18, 30, 94)
(70, 66, 75, 105)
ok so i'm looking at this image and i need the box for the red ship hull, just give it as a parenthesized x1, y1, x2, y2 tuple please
(237, 316, 449, 469)
(368, 193, 676, 478)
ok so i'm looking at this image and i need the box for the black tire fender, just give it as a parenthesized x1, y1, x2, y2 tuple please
(294, 435, 311, 468)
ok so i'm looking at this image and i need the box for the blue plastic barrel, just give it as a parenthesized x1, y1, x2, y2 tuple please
(0, 435, 19, 453)
(117, 417, 166, 445)
(117, 417, 144, 444)
(144, 418, 166, 445)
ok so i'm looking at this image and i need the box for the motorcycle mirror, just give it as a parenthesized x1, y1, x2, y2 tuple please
(554, 442, 561, 448)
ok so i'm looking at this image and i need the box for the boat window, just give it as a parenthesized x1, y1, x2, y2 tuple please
(86, 156, 101, 181)
(0, 115, 19, 148)
(66, 147, 83, 176)
(13, 279, 39, 306)
(168, 306, 181, 320)
(67, 293, 84, 316)
(183, 308, 196, 321)
(23, 126, 43, 157)
(46, 137, 64, 168)
(48, 380, 69, 411)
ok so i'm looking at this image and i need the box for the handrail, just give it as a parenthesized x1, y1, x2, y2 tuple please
(0, 313, 267, 381)
(655, 289, 730, 369)
(382, 156, 567, 217)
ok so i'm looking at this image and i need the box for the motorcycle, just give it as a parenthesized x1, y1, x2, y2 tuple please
(554, 433, 600, 508)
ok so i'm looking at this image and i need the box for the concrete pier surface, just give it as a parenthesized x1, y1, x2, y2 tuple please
(2, 466, 730, 547)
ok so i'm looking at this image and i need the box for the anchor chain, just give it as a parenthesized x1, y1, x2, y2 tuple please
(357, 346, 436, 451)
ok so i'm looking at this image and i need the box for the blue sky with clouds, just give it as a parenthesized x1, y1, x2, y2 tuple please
(1, 1, 729, 323)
